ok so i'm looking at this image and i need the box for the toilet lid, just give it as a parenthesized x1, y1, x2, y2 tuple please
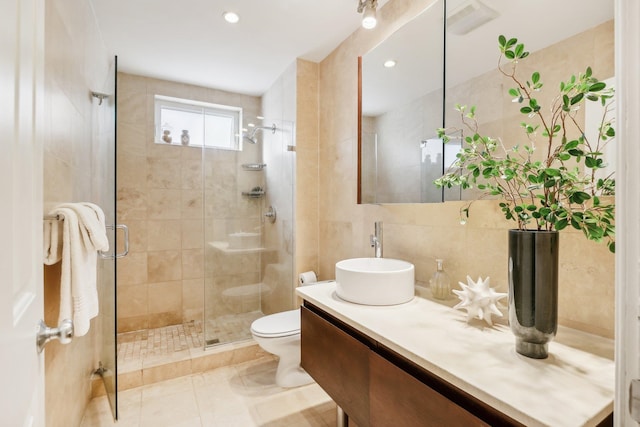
(251, 309, 300, 338)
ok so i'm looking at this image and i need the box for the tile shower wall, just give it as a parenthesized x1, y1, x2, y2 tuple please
(260, 58, 321, 313)
(116, 73, 262, 332)
(43, 0, 112, 425)
(261, 61, 297, 314)
(295, 60, 321, 283)
(317, 0, 615, 338)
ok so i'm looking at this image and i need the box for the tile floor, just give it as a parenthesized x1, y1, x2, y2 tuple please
(82, 357, 337, 427)
(118, 322, 204, 366)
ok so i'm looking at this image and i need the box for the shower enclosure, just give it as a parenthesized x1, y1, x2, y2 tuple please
(115, 73, 297, 406)
(203, 119, 295, 346)
(114, 74, 301, 401)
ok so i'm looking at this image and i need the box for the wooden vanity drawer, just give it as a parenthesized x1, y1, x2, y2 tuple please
(370, 351, 489, 427)
(301, 305, 371, 427)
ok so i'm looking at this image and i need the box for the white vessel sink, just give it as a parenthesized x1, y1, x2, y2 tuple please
(228, 232, 261, 249)
(335, 258, 415, 305)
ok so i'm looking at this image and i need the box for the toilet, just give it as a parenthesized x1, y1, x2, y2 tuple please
(250, 279, 330, 387)
(251, 308, 313, 387)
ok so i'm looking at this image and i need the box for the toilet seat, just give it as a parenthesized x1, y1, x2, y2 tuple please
(251, 309, 300, 338)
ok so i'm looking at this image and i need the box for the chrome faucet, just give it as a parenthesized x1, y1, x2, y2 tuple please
(370, 221, 383, 258)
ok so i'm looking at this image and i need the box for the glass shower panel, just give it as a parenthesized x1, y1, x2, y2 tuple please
(203, 118, 295, 347)
(203, 131, 265, 346)
(261, 120, 295, 315)
(96, 56, 118, 419)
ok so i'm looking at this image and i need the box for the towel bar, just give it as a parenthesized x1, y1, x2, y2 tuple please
(44, 215, 129, 259)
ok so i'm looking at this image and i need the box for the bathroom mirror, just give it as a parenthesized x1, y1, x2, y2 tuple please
(359, 0, 446, 204)
(358, 0, 615, 204)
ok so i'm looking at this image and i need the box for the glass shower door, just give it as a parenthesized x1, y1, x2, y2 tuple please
(95, 56, 118, 419)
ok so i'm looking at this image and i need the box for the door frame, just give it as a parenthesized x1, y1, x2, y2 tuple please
(614, 0, 640, 425)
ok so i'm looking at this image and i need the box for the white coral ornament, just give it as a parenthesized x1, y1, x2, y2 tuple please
(453, 276, 507, 326)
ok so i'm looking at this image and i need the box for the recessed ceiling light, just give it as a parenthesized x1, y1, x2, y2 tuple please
(384, 60, 397, 68)
(223, 11, 240, 24)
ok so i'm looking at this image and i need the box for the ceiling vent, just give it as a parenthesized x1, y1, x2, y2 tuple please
(447, 0, 499, 35)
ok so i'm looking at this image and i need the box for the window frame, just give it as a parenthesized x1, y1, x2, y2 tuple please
(154, 95, 243, 150)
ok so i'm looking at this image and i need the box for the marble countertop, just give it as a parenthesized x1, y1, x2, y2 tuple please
(296, 282, 614, 427)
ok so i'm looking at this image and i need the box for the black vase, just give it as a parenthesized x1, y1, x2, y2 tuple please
(508, 230, 559, 359)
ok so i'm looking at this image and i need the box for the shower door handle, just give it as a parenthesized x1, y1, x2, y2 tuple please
(99, 224, 129, 259)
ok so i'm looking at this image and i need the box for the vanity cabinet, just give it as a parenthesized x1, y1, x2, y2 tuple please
(300, 303, 372, 426)
(298, 283, 614, 427)
(301, 303, 519, 427)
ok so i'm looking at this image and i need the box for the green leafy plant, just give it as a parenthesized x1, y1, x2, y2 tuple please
(436, 35, 615, 252)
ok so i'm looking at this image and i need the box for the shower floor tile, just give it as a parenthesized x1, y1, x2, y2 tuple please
(117, 321, 204, 372)
(116, 311, 265, 375)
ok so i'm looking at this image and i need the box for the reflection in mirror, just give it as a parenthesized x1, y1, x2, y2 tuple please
(444, 0, 614, 201)
(359, 0, 445, 204)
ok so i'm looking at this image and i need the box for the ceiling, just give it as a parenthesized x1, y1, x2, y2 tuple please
(90, 0, 613, 106)
(90, 0, 389, 96)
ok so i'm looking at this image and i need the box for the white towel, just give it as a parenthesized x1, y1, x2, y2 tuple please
(47, 203, 109, 337)
(43, 218, 63, 265)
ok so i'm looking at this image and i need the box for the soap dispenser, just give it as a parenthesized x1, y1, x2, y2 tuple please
(430, 259, 451, 300)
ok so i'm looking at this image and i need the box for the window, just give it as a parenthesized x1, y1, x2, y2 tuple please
(154, 95, 242, 150)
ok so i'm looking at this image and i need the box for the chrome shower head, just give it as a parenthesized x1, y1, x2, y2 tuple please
(244, 123, 277, 144)
(243, 134, 258, 144)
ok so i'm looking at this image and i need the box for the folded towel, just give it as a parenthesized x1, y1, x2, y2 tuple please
(43, 218, 63, 265)
(47, 203, 109, 336)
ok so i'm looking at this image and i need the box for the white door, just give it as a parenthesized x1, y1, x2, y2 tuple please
(0, 0, 45, 425)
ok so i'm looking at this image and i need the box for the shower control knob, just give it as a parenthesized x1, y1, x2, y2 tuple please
(264, 206, 277, 223)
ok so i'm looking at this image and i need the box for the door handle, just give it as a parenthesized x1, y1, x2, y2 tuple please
(99, 224, 129, 259)
(36, 319, 73, 353)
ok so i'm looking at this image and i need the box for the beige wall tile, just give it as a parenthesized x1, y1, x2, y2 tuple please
(147, 157, 181, 189)
(147, 311, 182, 329)
(118, 153, 147, 189)
(118, 371, 143, 391)
(181, 189, 204, 219)
(182, 249, 204, 279)
(118, 284, 149, 318)
(148, 250, 182, 282)
(117, 251, 148, 286)
(117, 187, 148, 220)
(148, 189, 182, 220)
(117, 315, 149, 333)
(182, 278, 204, 312)
(147, 220, 182, 251)
(118, 121, 147, 157)
(191, 350, 233, 373)
(182, 219, 204, 249)
(148, 281, 182, 314)
(142, 360, 192, 385)
(123, 220, 148, 254)
(181, 157, 203, 190)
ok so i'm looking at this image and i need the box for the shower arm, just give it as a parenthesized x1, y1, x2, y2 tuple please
(248, 123, 277, 139)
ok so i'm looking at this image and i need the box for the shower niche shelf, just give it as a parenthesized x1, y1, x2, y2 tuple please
(242, 163, 266, 171)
